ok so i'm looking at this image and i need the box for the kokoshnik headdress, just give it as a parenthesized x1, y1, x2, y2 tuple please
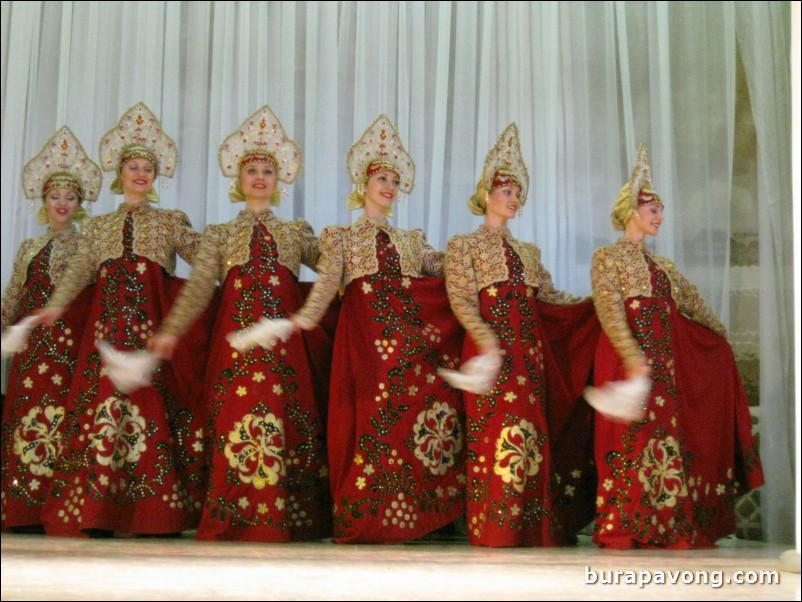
(22, 126, 102, 223)
(218, 105, 302, 204)
(23, 126, 102, 202)
(99, 102, 178, 201)
(628, 144, 663, 208)
(346, 115, 414, 209)
(479, 122, 529, 204)
(219, 104, 302, 181)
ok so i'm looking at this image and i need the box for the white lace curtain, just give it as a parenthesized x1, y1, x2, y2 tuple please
(0, 1, 794, 543)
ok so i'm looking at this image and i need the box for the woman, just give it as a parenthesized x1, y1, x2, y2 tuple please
(1, 127, 100, 531)
(291, 115, 465, 543)
(35, 103, 209, 536)
(445, 123, 599, 547)
(590, 145, 764, 548)
(149, 105, 331, 541)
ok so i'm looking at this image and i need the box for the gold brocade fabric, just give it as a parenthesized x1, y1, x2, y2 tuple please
(445, 224, 581, 349)
(296, 216, 443, 325)
(1, 226, 81, 331)
(48, 203, 200, 309)
(160, 210, 318, 336)
(591, 238, 727, 371)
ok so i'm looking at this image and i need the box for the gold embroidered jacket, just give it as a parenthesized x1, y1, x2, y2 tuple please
(591, 238, 727, 371)
(295, 216, 443, 325)
(1, 226, 81, 331)
(445, 224, 580, 349)
(160, 209, 319, 336)
(48, 202, 200, 309)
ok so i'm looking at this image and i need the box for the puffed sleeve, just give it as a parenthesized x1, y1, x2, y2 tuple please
(160, 225, 222, 336)
(445, 236, 497, 350)
(294, 218, 320, 271)
(294, 226, 344, 325)
(533, 245, 583, 305)
(1, 239, 34, 331)
(590, 247, 646, 372)
(416, 230, 444, 277)
(48, 220, 99, 310)
(669, 264, 727, 337)
(172, 210, 202, 265)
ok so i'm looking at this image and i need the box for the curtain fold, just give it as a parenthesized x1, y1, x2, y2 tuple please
(735, 1, 794, 545)
(0, 0, 793, 542)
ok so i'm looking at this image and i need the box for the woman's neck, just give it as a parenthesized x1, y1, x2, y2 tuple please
(245, 198, 272, 214)
(484, 214, 508, 230)
(123, 194, 147, 206)
(48, 221, 71, 233)
(363, 206, 389, 223)
(622, 229, 646, 244)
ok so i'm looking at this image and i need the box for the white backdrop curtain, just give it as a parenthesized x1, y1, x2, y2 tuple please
(0, 1, 794, 543)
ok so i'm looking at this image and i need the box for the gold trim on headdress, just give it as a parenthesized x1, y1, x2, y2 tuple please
(610, 144, 664, 230)
(99, 102, 178, 177)
(119, 144, 160, 175)
(346, 115, 415, 195)
(239, 150, 279, 170)
(22, 126, 102, 202)
(629, 144, 663, 208)
(478, 123, 529, 204)
(218, 105, 302, 183)
(43, 173, 84, 199)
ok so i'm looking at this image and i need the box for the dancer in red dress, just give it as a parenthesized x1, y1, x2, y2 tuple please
(590, 145, 764, 548)
(150, 105, 331, 541)
(1, 127, 100, 531)
(445, 124, 599, 547)
(36, 103, 210, 536)
(292, 115, 466, 543)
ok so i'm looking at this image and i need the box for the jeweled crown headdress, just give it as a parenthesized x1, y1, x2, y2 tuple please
(346, 115, 415, 193)
(218, 105, 302, 183)
(22, 126, 102, 202)
(99, 102, 178, 177)
(629, 144, 663, 208)
(479, 122, 529, 204)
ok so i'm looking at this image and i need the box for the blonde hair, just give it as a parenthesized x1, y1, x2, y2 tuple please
(610, 182, 636, 231)
(347, 180, 366, 210)
(467, 180, 489, 216)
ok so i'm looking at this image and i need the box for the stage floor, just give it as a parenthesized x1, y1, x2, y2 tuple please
(2, 533, 799, 600)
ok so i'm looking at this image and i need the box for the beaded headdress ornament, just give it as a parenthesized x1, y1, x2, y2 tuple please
(347, 114, 415, 199)
(23, 126, 102, 203)
(480, 122, 529, 204)
(218, 105, 302, 184)
(99, 102, 178, 179)
(629, 144, 663, 208)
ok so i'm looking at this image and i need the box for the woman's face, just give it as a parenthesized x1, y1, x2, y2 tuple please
(120, 157, 156, 199)
(239, 160, 278, 202)
(486, 185, 521, 222)
(632, 204, 664, 237)
(364, 169, 400, 214)
(44, 187, 80, 228)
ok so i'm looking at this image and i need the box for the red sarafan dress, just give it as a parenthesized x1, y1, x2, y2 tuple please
(40, 203, 212, 536)
(446, 225, 599, 547)
(591, 238, 764, 549)
(1, 226, 91, 530)
(296, 216, 466, 543)
(161, 209, 333, 541)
